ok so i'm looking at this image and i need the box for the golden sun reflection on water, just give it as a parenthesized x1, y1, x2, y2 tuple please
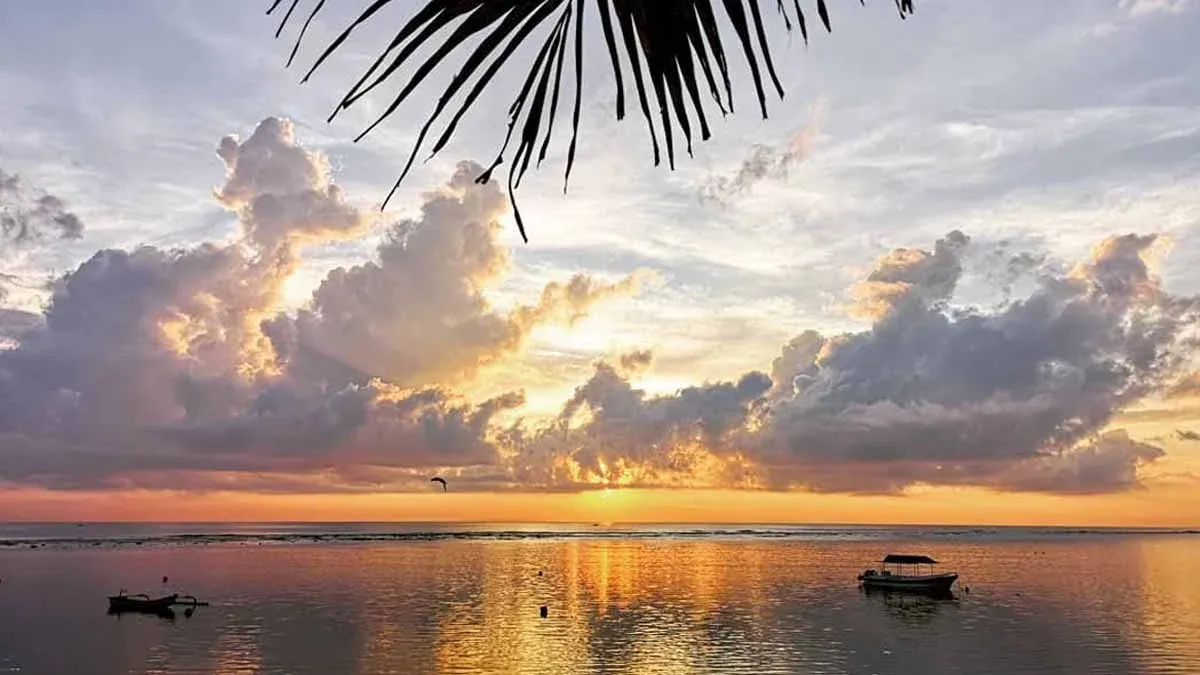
(1134, 538, 1200, 671)
(3, 535, 1200, 674)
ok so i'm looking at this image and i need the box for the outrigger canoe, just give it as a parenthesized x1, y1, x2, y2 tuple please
(108, 593, 178, 612)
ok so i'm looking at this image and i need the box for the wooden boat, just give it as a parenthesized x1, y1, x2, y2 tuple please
(857, 554, 958, 593)
(108, 592, 178, 613)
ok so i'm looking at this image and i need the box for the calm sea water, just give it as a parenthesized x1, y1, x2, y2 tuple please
(0, 524, 1197, 674)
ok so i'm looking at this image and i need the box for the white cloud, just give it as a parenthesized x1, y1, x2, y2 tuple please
(1120, 0, 1192, 17)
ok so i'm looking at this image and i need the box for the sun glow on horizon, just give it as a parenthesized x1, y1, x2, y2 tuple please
(1, 483, 1199, 527)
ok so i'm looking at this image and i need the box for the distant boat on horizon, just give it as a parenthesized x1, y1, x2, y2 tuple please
(857, 554, 958, 593)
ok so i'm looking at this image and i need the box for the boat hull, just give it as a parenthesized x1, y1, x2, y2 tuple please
(107, 605, 176, 619)
(108, 594, 177, 613)
(857, 572, 958, 593)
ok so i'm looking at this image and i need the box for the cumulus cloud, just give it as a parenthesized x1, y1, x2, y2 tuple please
(505, 232, 1193, 496)
(215, 117, 371, 250)
(0, 117, 1189, 498)
(993, 430, 1164, 494)
(509, 359, 771, 490)
(850, 230, 970, 319)
(699, 99, 825, 205)
(267, 161, 644, 388)
(755, 231, 1192, 493)
(161, 384, 525, 472)
(0, 119, 635, 491)
(1175, 429, 1200, 442)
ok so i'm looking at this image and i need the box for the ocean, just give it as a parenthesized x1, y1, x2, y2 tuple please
(0, 523, 1196, 674)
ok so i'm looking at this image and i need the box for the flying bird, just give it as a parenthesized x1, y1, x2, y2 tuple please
(430, 476, 447, 492)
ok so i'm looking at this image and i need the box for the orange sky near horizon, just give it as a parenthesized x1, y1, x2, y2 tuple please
(2, 483, 1198, 528)
(5, 404, 1198, 527)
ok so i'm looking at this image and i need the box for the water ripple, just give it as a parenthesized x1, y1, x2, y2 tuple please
(0, 535, 1197, 673)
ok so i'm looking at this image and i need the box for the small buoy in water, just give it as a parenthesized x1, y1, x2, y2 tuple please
(537, 570, 543, 577)
(964, 586, 970, 593)
(539, 605, 548, 619)
(162, 576, 169, 584)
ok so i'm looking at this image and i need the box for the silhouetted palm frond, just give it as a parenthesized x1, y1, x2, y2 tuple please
(267, 0, 915, 241)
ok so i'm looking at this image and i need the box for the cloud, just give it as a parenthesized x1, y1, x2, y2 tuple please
(1166, 372, 1200, 398)
(991, 430, 1164, 494)
(215, 117, 371, 251)
(0, 116, 1190, 497)
(849, 230, 970, 320)
(0, 306, 39, 347)
(1175, 429, 1200, 441)
(506, 232, 1193, 496)
(267, 161, 644, 388)
(0, 169, 84, 246)
(508, 359, 771, 490)
(161, 384, 525, 472)
(618, 350, 655, 373)
(754, 231, 1193, 493)
(1120, 0, 1192, 17)
(0, 119, 636, 491)
(699, 99, 825, 205)
(1, 169, 85, 302)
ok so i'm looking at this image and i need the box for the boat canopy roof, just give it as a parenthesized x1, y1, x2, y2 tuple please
(882, 554, 938, 565)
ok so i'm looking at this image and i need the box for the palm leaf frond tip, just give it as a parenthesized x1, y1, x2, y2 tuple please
(267, 0, 915, 242)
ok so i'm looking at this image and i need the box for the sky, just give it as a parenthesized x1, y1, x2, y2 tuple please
(2, 0, 1200, 524)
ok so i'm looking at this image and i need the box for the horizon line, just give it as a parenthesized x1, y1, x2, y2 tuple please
(3, 520, 1198, 530)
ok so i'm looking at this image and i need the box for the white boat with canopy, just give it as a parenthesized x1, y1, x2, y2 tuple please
(857, 554, 958, 593)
